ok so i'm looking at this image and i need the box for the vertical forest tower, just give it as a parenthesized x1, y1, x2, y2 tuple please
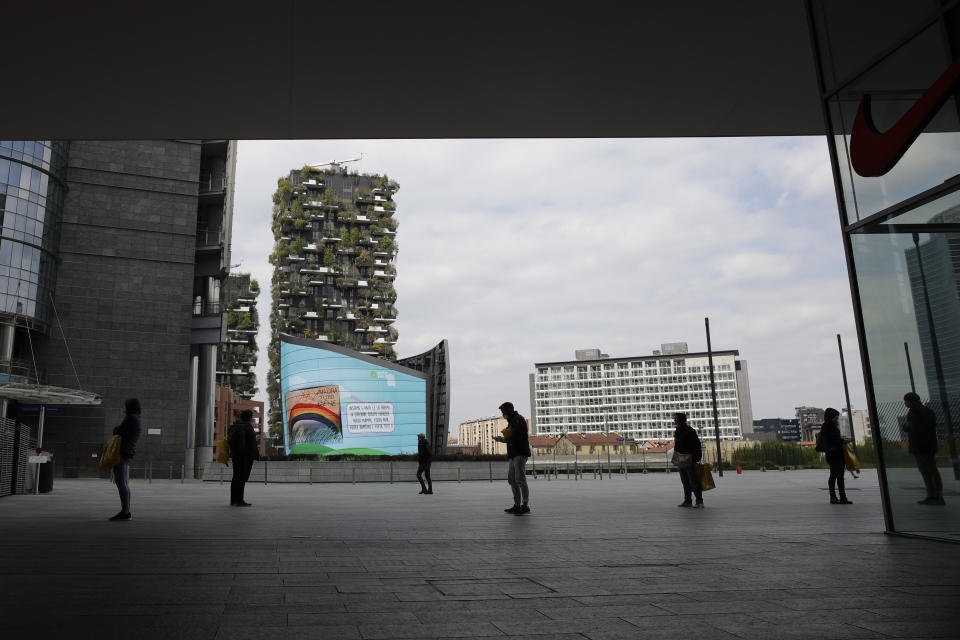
(267, 164, 399, 439)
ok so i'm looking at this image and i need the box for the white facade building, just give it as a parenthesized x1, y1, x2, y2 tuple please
(530, 344, 750, 442)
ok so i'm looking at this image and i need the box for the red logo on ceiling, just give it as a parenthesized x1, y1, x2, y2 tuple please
(850, 57, 960, 177)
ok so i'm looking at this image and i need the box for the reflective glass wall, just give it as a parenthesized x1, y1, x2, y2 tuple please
(811, 0, 960, 540)
(0, 141, 68, 328)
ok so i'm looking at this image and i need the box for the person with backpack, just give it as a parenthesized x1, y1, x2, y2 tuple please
(819, 408, 851, 504)
(228, 409, 260, 506)
(672, 412, 704, 508)
(109, 398, 142, 521)
(416, 433, 433, 494)
(492, 401, 531, 515)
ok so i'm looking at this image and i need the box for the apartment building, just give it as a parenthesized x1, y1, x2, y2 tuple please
(530, 343, 751, 442)
(217, 273, 259, 399)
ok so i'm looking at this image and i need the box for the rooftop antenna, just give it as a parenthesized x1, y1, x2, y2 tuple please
(308, 152, 364, 170)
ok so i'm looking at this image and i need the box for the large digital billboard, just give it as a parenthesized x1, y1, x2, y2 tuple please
(280, 334, 427, 456)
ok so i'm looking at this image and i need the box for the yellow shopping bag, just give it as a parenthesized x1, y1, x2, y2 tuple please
(216, 438, 230, 464)
(697, 462, 716, 491)
(98, 435, 122, 470)
(843, 443, 860, 472)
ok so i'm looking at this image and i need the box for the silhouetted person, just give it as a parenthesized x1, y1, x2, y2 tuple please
(493, 401, 531, 515)
(109, 398, 141, 521)
(672, 412, 703, 508)
(903, 392, 944, 505)
(820, 407, 851, 504)
(417, 433, 433, 494)
(228, 409, 259, 506)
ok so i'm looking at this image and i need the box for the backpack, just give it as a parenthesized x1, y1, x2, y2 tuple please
(815, 431, 827, 453)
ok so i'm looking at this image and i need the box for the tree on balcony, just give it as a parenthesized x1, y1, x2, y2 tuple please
(273, 177, 293, 205)
(323, 248, 336, 268)
(350, 227, 360, 246)
(355, 250, 372, 267)
(291, 237, 306, 255)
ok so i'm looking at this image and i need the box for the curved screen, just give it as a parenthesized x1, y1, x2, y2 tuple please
(280, 334, 427, 456)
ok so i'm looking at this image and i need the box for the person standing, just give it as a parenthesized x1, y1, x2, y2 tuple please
(820, 408, 851, 504)
(416, 433, 433, 494)
(228, 409, 259, 507)
(672, 412, 704, 508)
(109, 398, 142, 521)
(903, 392, 945, 505)
(493, 401, 531, 515)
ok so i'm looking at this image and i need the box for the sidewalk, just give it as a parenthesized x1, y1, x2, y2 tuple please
(1, 470, 957, 639)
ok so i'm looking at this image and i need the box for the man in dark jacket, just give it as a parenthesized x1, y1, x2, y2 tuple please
(903, 392, 944, 505)
(228, 409, 260, 506)
(493, 401, 531, 515)
(416, 433, 433, 494)
(673, 413, 704, 508)
(109, 398, 141, 521)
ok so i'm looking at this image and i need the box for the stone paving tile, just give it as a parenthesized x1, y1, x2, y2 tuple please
(213, 626, 362, 640)
(492, 619, 643, 636)
(358, 622, 504, 639)
(535, 604, 670, 620)
(289, 611, 420, 626)
(852, 619, 960, 638)
(711, 620, 891, 640)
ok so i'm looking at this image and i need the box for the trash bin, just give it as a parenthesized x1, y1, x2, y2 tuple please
(38, 456, 54, 493)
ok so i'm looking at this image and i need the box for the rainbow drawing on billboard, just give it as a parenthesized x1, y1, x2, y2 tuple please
(280, 334, 428, 457)
(286, 385, 342, 450)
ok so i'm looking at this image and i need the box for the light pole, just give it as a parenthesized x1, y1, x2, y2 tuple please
(604, 405, 611, 479)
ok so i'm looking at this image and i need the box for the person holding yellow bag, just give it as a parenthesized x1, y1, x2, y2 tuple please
(108, 398, 141, 521)
(672, 413, 704, 508)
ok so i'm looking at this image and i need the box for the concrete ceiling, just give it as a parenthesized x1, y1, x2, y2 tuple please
(1, 1, 826, 140)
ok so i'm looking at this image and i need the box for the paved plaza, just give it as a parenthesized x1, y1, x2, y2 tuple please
(1, 469, 958, 639)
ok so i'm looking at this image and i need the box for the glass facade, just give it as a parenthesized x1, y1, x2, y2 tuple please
(0, 141, 68, 329)
(812, 1, 960, 540)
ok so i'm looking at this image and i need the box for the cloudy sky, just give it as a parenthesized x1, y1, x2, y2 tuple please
(231, 138, 865, 428)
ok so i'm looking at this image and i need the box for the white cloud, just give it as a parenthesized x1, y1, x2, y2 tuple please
(230, 138, 866, 432)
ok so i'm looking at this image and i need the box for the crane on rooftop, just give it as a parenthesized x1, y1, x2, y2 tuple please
(309, 153, 364, 170)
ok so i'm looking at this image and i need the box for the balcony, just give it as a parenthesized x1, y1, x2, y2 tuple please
(0, 358, 45, 384)
(373, 270, 395, 279)
(374, 205, 385, 212)
(192, 300, 222, 316)
(198, 173, 227, 195)
(355, 215, 371, 223)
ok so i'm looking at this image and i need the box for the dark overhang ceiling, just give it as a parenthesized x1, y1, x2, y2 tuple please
(1, 1, 825, 139)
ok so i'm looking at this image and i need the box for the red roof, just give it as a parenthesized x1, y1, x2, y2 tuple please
(529, 436, 559, 447)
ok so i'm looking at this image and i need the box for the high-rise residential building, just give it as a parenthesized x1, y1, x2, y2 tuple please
(530, 344, 751, 442)
(213, 386, 265, 457)
(267, 164, 399, 442)
(840, 408, 870, 446)
(796, 406, 825, 442)
(217, 273, 259, 399)
(0, 140, 236, 479)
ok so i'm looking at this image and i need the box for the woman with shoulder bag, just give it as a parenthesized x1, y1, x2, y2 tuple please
(672, 413, 704, 508)
(820, 408, 851, 504)
(109, 398, 142, 521)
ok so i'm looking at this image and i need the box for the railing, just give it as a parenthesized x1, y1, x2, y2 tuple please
(0, 358, 44, 384)
(192, 301, 222, 317)
(198, 173, 227, 194)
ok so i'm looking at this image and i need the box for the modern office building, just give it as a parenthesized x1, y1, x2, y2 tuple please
(751, 418, 802, 443)
(530, 343, 751, 442)
(217, 273, 259, 399)
(795, 406, 825, 442)
(1, 140, 236, 479)
(267, 164, 399, 442)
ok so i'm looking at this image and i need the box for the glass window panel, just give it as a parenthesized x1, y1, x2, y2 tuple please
(852, 228, 960, 539)
(18, 166, 31, 190)
(828, 23, 960, 224)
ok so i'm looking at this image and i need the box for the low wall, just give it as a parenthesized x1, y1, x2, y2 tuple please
(201, 460, 510, 483)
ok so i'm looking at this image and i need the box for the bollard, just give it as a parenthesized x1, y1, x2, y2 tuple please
(457, 467, 461, 483)
(148, 461, 152, 484)
(181, 464, 185, 484)
(219, 465, 224, 485)
(547, 464, 551, 481)
(390, 461, 393, 484)
(352, 466, 356, 485)
(489, 462, 493, 483)
(264, 460, 268, 485)
(310, 466, 313, 485)
(169, 464, 172, 480)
